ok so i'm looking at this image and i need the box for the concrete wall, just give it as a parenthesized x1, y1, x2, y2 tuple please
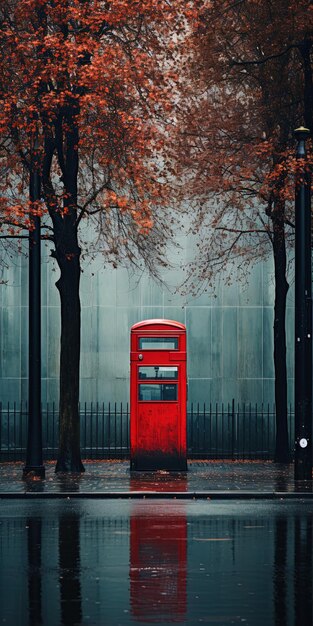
(0, 240, 295, 406)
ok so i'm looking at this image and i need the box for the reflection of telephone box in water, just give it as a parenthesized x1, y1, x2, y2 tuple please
(130, 320, 187, 471)
(130, 504, 187, 623)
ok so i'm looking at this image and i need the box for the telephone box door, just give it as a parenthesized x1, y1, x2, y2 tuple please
(130, 320, 187, 471)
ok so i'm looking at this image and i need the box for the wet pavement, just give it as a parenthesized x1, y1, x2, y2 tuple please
(0, 498, 312, 626)
(1, 463, 312, 625)
(0, 460, 313, 497)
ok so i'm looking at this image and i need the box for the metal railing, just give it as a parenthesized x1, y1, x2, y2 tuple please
(0, 401, 295, 462)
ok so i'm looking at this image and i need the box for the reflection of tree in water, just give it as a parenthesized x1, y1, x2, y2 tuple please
(274, 517, 288, 626)
(294, 516, 312, 626)
(274, 514, 313, 626)
(59, 514, 82, 626)
(27, 518, 42, 626)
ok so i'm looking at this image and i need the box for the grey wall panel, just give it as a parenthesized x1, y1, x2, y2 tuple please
(81, 306, 99, 379)
(238, 263, 263, 306)
(116, 269, 141, 307)
(1, 306, 21, 377)
(1, 261, 22, 308)
(263, 379, 275, 406)
(211, 307, 223, 380)
(97, 307, 116, 382)
(220, 378, 239, 406)
(286, 277, 295, 308)
(262, 307, 274, 379)
(41, 378, 47, 406)
(238, 378, 264, 405)
(238, 307, 263, 379)
(113, 378, 130, 403)
(209, 377, 223, 405)
(96, 266, 117, 307)
(185, 288, 218, 307)
(222, 307, 238, 380)
(80, 269, 96, 308)
(41, 255, 48, 307)
(20, 306, 28, 379)
(287, 378, 294, 406)
(262, 261, 275, 306)
(80, 377, 98, 404)
(163, 268, 188, 306)
(286, 306, 294, 380)
(186, 307, 211, 379)
(21, 377, 28, 402)
(141, 306, 164, 321)
(0, 232, 297, 406)
(46, 378, 59, 403)
(163, 306, 186, 325)
(46, 259, 60, 307)
(47, 306, 60, 379)
(0, 378, 22, 403)
(114, 307, 138, 383)
(41, 305, 48, 379)
(140, 273, 164, 307)
(188, 378, 212, 405)
(222, 281, 239, 307)
(20, 253, 29, 306)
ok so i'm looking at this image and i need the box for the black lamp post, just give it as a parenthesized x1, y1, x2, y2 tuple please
(23, 161, 45, 478)
(294, 126, 312, 481)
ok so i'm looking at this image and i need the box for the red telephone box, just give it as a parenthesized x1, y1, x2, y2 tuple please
(130, 319, 187, 471)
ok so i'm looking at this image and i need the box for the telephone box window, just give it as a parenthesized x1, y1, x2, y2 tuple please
(138, 384, 178, 401)
(139, 337, 178, 350)
(138, 366, 178, 380)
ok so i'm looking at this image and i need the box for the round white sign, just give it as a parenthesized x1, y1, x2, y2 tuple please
(299, 438, 308, 448)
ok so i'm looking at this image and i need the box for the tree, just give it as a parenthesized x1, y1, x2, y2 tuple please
(176, 0, 313, 462)
(0, 0, 203, 471)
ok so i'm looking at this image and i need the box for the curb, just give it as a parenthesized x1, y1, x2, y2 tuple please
(1, 491, 313, 500)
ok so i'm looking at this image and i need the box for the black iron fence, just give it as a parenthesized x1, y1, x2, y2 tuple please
(0, 401, 295, 462)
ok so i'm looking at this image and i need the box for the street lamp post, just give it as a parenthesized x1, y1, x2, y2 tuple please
(23, 162, 45, 478)
(294, 126, 312, 481)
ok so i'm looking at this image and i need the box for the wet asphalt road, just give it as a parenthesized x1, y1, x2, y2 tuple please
(0, 499, 312, 626)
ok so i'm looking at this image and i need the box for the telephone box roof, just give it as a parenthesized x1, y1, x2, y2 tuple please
(131, 319, 186, 331)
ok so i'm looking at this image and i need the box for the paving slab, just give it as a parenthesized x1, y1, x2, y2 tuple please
(0, 459, 312, 497)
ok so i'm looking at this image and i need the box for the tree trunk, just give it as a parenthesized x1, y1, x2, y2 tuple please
(272, 211, 291, 463)
(55, 226, 84, 472)
(51, 93, 84, 473)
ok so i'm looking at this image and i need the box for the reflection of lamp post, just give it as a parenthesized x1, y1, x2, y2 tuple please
(294, 127, 312, 481)
(27, 518, 42, 625)
(23, 159, 45, 478)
